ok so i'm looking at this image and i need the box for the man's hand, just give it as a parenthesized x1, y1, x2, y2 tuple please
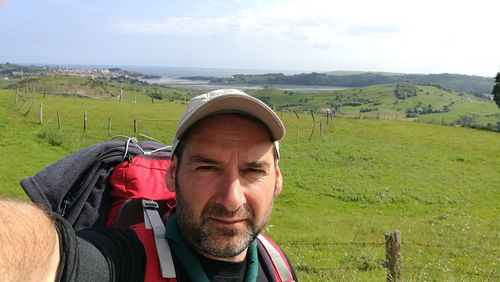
(0, 198, 60, 282)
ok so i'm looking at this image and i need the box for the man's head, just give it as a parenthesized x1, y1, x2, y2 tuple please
(171, 89, 284, 159)
(166, 89, 285, 262)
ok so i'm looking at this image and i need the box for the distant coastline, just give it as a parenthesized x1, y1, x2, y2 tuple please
(144, 77, 349, 92)
(29, 64, 328, 91)
(121, 66, 347, 91)
(4, 63, 494, 95)
(3, 62, 344, 92)
(32, 64, 303, 79)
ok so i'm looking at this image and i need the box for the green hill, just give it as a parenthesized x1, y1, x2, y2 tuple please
(325, 70, 406, 76)
(209, 72, 494, 96)
(0, 86, 499, 280)
(6, 74, 196, 101)
(249, 83, 500, 131)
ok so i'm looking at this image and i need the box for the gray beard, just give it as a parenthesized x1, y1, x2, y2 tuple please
(175, 176, 273, 258)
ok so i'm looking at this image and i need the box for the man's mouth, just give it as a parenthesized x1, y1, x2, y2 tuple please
(208, 217, 247, 226)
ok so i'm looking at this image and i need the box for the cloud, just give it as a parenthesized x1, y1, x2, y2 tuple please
(342, 24, 401, 37)
(111, 0, 404, 50)
(113, 16, 239, 36)
(108, 0, 499, 75)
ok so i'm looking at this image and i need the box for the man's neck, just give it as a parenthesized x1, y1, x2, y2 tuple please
(200, 247, 248, 263)
(195, 250, 248, 282)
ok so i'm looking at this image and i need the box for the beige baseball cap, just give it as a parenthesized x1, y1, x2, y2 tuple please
(172, 89, 285, 158)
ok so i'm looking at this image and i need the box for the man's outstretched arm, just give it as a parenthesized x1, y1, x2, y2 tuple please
(0, 198, 60, 282)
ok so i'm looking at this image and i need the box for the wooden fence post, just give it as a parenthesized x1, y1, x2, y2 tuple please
(319, 119, 323, 137)
(23, 100, 34, 116)
(309, 111, 316, 141)
(15, 89, 19, 106)
(385, 230, 402, 282)
(134, 119, 137, 133)
(108, 117, 112, 136)
(294, 111, 300, 142)
(57, 110, 61, 131)
(330, 111, 334, 132)
(84, 110, 88, 132)
(39, 101, 43, 124)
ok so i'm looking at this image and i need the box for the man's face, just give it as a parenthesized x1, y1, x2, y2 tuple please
(166, 114, 283, 261)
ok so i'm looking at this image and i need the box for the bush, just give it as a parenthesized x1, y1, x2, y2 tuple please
(394, 82, 418, 99)
(37, 131, 64, 146)
(360, 107, 378, 113)
(340, 253, 383, 271)
(149, 92, 163, 100)
(454, 114, 479, 127)
(257, 96, 272, 107)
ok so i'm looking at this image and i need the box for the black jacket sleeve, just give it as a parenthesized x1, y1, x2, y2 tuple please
(54, 215, 146, 282)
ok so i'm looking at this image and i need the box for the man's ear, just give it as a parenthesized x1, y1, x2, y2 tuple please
(166, 156, 177, 192)
(274, 164, 283, 196)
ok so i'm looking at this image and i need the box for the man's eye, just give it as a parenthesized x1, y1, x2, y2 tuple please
(245, 168, 265, 174)
(196, 166, 217, 171)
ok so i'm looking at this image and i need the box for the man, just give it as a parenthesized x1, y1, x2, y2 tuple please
(0, 89, 297, 281)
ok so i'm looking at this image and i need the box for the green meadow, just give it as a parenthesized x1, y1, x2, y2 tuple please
(1, 86, 499, 280)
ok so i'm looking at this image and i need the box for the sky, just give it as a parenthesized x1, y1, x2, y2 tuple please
(0, 0, 499, 76)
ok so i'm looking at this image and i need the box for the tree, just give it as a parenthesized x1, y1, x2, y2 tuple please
(90, 79, 104, 96)
(455, 114, 479, 127)
(493, 72, 500, 108)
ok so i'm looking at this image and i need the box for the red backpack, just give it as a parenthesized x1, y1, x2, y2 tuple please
(106, 147, 294, 282)
(21, 139, 294, 281)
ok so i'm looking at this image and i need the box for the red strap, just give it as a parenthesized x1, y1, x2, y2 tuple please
(258, 234, 294, 282)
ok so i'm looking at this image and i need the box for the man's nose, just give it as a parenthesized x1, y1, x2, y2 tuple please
(216, 172, 246, 212)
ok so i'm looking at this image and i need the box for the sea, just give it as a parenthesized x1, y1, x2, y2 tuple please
(39, 64, 347, 92)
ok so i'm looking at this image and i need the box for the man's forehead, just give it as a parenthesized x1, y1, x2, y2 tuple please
(186, 114, 274, 140)
(185, 136, 275, 156)
(184, 129, 276, 163)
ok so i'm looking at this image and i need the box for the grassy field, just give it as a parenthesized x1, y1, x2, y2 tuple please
(271, 117, 499, 280)
(1, 88, 499, 280)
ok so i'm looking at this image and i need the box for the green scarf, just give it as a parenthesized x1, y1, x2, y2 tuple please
(164, 215, 259, 282)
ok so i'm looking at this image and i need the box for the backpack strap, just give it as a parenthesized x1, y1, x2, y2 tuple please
(121, 200, 293, 281)
(142, 200, 176, 278)
(257, 234, 295, 282)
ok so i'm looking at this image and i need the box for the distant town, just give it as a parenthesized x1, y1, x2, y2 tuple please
(0, 63, 160, 80)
